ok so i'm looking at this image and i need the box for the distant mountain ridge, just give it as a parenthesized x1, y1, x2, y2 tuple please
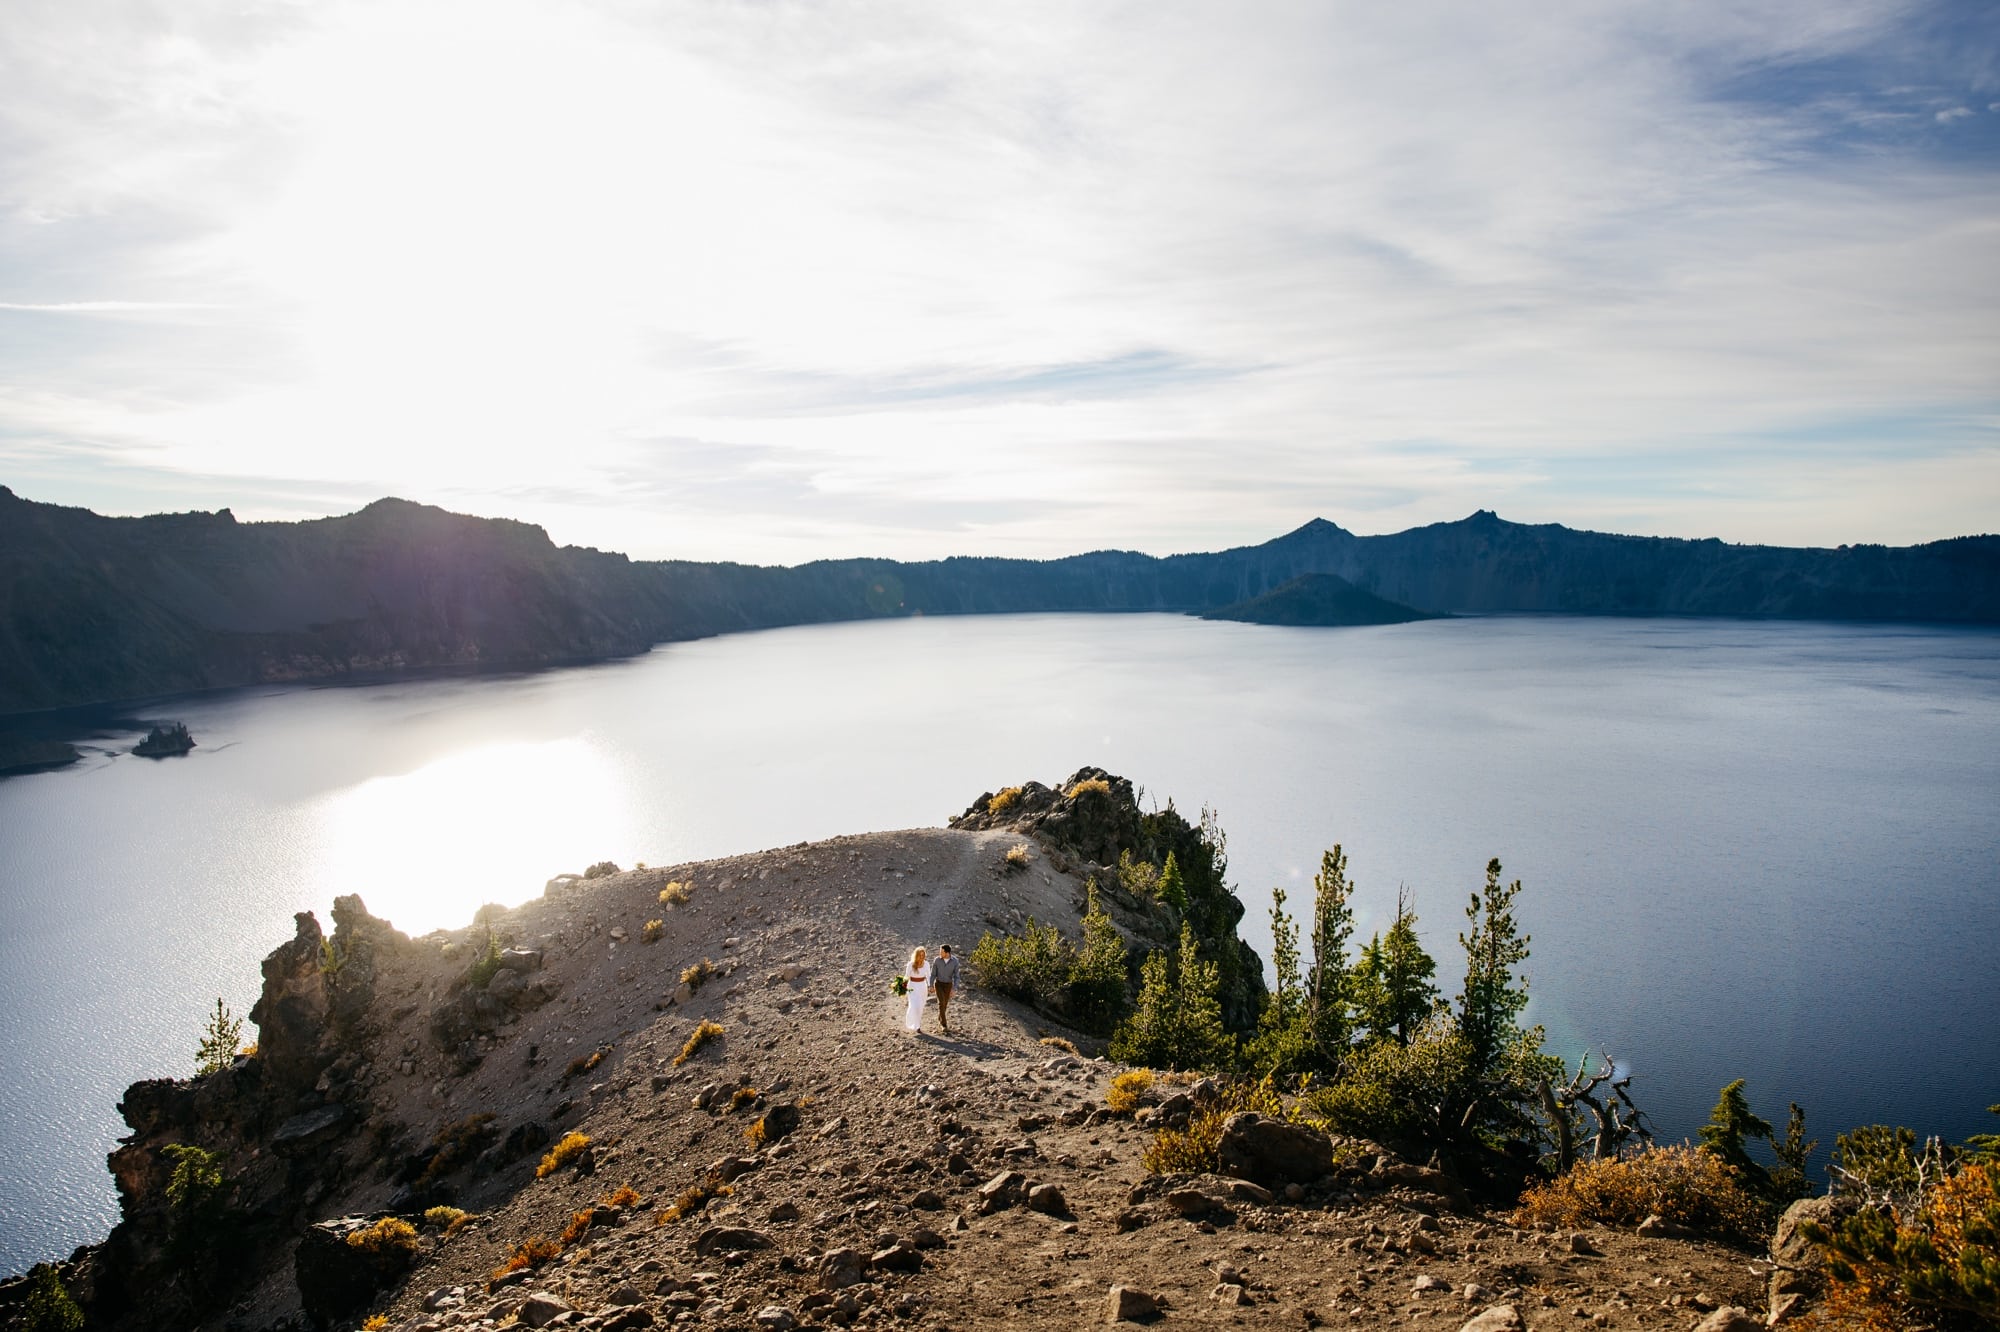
(2, 484, 1995, 715)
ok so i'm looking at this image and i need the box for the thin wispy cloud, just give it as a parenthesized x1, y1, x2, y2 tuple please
(0, 0, 1993, 559)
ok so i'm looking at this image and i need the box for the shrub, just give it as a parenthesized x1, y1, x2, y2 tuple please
(1040, 1036, 1078, 1054)
(675, 1020, 724, 1067)
(417, 1113, 497, 1187)
(344, 1216, 418, 1257)
(364, 1318, 390, 1331)
(605, 1185, 641, 1208)
(1003, 843, 1032, 871)
(195, 998, 243, 1076)
(492, 1236, 560, 1280)
(680, 958, 714, 993)
(745, 1119, 767, 1147)
(659, 881, 692, 907)
(642, 919, 664, 943)
(422, 1205, 469, 1232)
(584, 860, 621, 879)
(559, 1208, 593, 1247)
(1306, 1010, 1475, 1147)
(535, 1132, 592, 1179)
(971, 920, 1073, 1007)
(658, 1171, 733, 1225)
(729, 1086, 760, 1112)
(1808, 1158, 2000, 1332)
(987, 786, 1023, 814)
(18, 1263, 83, 1332)
(1067, 778, 1111, 798)
(1106, 1069, 1155, 1115)
(1141, 1078, 1319, 1175)
(564, 1047, 608, 1081)
(163, 1142, 223, 1215)
(465, 934, 504, 990)
(1511, 1145, 1770, 1241)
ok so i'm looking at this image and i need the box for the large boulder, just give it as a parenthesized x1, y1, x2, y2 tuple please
(295, 1217, 417, 1329)
(1769, 1195, 1858, 1324)
(1215, 1113, 1335, 1188)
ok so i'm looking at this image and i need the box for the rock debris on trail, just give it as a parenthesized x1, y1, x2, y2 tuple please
(61, 819, 1768, 1332)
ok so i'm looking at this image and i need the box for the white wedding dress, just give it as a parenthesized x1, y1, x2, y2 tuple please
(903, 966, 929, 1031)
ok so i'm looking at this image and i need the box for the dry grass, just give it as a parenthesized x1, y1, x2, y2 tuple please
(680, 958, 714, 992)
(343, 1216, 418, 1257)
(674, 1019, 724, 1067)
(642, 918, 664, 943)
(1039, 1035, 1078, 1054)
(1106, 1069, 1155, 1115)
(745, 1119, 767, 1147)
(605, 1185, 641, 1208)
(363, 1317, 389, 1331)
(1003, 842, 1032, 871)
(1066, 777, 1111, 797)
(656, 1172, 734, 1226)
(1511, 1145, 1770, 1241)
(491, 1236, 560, 1282)
(729, 1086, 760, 1112)
(562, 1047, 607, 1081)
(987, 785, 1024, 813)
(558, 1208, 594, 1247)
(659, 880, 692, 907)
(421, 1205, 471, 1237)
(535, 1131, 592, 1180)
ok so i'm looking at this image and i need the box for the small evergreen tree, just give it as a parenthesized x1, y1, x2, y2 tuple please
(1065, 883, 1131, 1033)
(1246, 886, 1313, 1075)
(1110, 922, 1231, 1071)
(1457, 858, 1531, 1078)
(1351, 885, 1438, 1045)
(1699, 1078, 1775, 1183)
(1771, 1101, 1817, 1202)
(1305, 845, 1356, 1068)
(1158, 852, 1189, 914)
(194, 998, 243, 1077)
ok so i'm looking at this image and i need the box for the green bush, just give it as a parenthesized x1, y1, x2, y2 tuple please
(1807, 1158, 2000, 1332)
(1307, 1010, 1475, 1146)
(465, 934, 503, 990)
(970, 920, 1074, 1010)
(18, 1263, 83, 1332)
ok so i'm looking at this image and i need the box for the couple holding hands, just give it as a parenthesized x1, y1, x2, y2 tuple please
(902, 944, 959, 1034)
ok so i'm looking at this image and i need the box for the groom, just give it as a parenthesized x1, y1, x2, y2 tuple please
(930, 944, 959, 1034)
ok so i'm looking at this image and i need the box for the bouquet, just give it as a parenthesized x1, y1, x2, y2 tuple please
(890, 974, 908, 997)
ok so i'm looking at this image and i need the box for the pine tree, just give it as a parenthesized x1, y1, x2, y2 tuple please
(1457, 858, 1531, 1078)
(1305, 845, 1356, 1068)
(1158, 852, 1189, 914)
(1699, 1078, 1775, 1182)
(1065, 883, 1131, 1033)
(1352, 885, 1438, 1044)
(1248, 887, 1312, 1074)
(1109, 922, 1231, 1071)
(195, 997, 243, 1077)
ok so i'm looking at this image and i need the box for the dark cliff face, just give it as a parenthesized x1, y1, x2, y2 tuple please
(3, 487, 1995, 714)
(0, 489, 675, 713)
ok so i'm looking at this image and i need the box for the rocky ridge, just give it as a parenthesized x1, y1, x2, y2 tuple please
(4, 781, 1787, 1332)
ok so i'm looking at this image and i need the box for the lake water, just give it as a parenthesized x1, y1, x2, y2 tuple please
(2, 613, 1997, 1275)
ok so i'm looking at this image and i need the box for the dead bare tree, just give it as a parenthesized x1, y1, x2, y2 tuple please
(1539, 1051, 1654, 1174)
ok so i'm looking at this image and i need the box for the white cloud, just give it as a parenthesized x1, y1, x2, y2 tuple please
(0, 0, 1994, 557)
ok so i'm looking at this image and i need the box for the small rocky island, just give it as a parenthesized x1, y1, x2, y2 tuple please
(132, 721, 195, 758)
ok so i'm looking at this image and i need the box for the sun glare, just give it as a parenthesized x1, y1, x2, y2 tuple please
(312, 738, 633, 935)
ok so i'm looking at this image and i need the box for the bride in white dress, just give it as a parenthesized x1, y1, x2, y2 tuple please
(903, 946, 929, 1032)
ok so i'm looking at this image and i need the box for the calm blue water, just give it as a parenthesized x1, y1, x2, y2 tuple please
(2, 614, 1996, 1274)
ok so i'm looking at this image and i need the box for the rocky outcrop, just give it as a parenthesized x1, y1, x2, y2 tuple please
(1215, 1112, 1337, 1189)
(1768, 1194, 1858, 1324)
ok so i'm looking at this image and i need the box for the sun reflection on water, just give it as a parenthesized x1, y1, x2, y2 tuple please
(313, 739, 635, 935)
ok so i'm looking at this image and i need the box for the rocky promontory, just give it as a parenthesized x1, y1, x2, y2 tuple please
(2, 774, 1786, 1331)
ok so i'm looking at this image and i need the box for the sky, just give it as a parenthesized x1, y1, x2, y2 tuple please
(0, 0, 1995, 563)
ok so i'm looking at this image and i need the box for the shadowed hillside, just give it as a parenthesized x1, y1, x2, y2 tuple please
(3, 486, 1995, 714)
